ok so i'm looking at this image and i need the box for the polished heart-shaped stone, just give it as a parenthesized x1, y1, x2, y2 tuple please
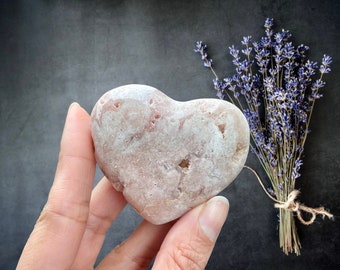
(91, 84, 249, 224)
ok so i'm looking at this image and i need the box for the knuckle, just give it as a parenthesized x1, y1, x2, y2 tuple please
(107, 242, 154, 269)
(165, 240, 208, 270)
(85, 210, 112, 236)
(37, 199, 89, 227)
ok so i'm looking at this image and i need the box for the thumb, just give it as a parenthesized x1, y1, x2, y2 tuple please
(152, 196, 229, 270)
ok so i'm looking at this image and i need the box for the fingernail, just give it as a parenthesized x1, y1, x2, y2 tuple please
(69, 102, 80, 109)
(67, 102, 80, 115)
(199, 196, 229, 241)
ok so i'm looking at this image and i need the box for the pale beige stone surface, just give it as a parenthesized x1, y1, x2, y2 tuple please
(91, 84, 249, 224)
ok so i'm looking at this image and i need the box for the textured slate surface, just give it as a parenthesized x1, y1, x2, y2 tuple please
(1, 0, 339, 269)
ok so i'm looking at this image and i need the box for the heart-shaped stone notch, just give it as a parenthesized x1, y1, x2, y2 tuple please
(91, 84, 249, 224)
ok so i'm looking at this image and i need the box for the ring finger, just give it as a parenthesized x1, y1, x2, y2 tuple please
(96, 220, 173, 270)
(71, 177, 127, 269)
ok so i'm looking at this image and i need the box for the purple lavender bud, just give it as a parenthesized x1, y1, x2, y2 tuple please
(223, 77, 232, 85)
(267, 187, 276, 197)
(216, 90, 224, 99)
(292, 159, 303, 179)
(322, 54, 332, 66)
(305, 60, 318, 72)
(320, 54, 332, 74)
(241, 36, 252, 46)
(265, 28, 274, 38)
(242, 47, 252, 56)
(264, 18, 274, 28)
(203, 58, 213, 67)
(274, 32, 284, 44)
(281, 29, 292, 40)
(282, 42, 295, 59)
(261, 36, 271, 48)
(296, 44, 309, 56)
(194, 41, 205, 53)
(311, 79, 326, 91)
(229, 45, 239, 58)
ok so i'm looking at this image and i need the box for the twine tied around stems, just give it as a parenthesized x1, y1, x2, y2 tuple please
(244, 166, 334, 225)
(274, 190, 333, 225)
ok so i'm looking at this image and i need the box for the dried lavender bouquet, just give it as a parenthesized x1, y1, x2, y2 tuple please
(195, 18, 333, 255)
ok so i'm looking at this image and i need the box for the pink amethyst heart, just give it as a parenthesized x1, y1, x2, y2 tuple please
(91, 84, 249, 224)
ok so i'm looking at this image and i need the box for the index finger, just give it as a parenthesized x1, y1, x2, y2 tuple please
(17, 103, 96, 270)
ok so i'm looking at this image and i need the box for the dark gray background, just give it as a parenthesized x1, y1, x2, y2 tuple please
(1, 0, 339, 269)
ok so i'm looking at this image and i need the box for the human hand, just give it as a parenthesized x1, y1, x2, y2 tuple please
(17, 103, 229, 270)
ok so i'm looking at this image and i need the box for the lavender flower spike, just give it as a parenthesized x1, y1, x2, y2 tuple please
(194, 41, 212, 68)
(194, 41, 218, 78)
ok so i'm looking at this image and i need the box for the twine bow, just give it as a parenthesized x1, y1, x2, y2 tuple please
(244, 166, 334, 225)
(274, 190, 333, 225)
